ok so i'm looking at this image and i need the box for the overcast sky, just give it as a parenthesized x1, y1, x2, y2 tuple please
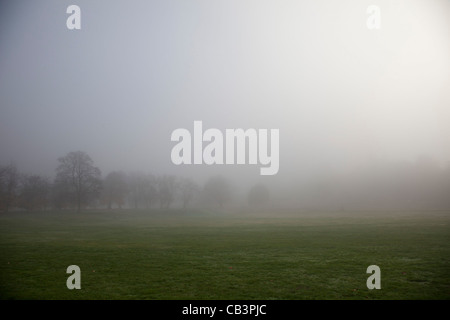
(1, 0, 449, 188)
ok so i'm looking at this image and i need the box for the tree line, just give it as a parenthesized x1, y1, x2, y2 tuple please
(3, 151, 447, 213)
(0, 151, 270, 213)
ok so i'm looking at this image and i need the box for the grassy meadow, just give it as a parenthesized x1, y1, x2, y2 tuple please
(0, 209, 449, 300)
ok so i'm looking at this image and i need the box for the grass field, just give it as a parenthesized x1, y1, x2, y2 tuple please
(0, 209, 449, 300)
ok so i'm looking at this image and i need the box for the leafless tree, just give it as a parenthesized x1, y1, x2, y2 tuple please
(179, 177, 199, 210)
(248, 183, 270, 207)
(127, 172, 142, 209)
(158, 175, 177, 209)
(19, 174, 50, 211)
(102, 171, 128, 209)
(0, 164, 19, 212)
(54, 151, 102, 212)
(142, 174, 158, 209)
(204, 175, 231, 208)
(127, 172, 158, 209)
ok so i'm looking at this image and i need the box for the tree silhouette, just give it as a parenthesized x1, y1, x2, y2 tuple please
(180, 177, 199, 210)
(102, 171, 128, 209)
(0, 164, 19, 212)
(204, 175, 231, 208)
(248, 183, 270, 207)
(54, 151, 102, 212)
(19, 174, 50, 211)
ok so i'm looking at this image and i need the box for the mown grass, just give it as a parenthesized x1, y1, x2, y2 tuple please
(0, 209, 449, 299)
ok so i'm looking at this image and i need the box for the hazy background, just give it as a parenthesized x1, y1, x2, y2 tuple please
(1, 0, 449, 209)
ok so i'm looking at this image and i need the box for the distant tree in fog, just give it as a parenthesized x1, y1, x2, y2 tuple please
(142, 174, 158, 209)
(19, 174, 50, 211)
(247, 183, 270, 207)
(52, 178, 72, 210)
(179, 177, 199, 209)
(54, 151, 102, 212)
(0, 164, 19, 212)
(127, 172, 144, 209)
(127, 173, 158, 209)
(158, 175, 177, 209)
(102, 171, 128, 209)
(204, 175, 231, 208)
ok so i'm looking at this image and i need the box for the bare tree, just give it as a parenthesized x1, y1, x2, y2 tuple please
(142, 174, 158, 209)
(179, 177, 199, 210)
(248, 183, 270, 207)
(19, 174, 50, 211)
(102, 171, 128, 209)
(127, 172, 142, 209)
(204, 175, 231, 208)
(54, 151, 102, 212)
(158, 175, 177, 209)
(127, 172, 158, 209)
(0, 164, 19, 212)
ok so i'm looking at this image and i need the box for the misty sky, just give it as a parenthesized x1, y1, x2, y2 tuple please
(1, 0, 449, 188)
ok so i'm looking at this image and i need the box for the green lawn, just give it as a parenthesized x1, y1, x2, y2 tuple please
(0, 209, 449, 299)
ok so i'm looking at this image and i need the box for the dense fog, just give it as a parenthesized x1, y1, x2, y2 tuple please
(1, 1, 449, 212)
